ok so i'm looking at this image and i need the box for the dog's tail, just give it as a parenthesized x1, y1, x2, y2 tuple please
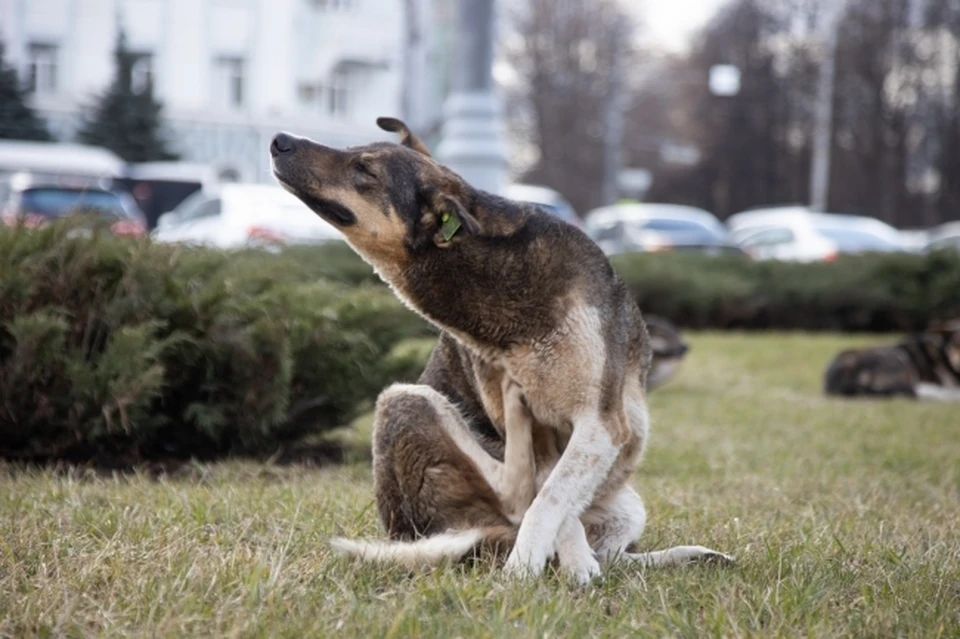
(329, 525, 516, 569)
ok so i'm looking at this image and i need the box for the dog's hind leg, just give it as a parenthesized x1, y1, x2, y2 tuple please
(622, 546, 735, 567)
(582, 485, 648, 563)
(555, 515, 601, 584)
(371, 384, 515, 544)
(372, 383, 539, 542)
(499, 378, 537, 523)
(582, 485, 734, 568)
(381, 382, 537, 522)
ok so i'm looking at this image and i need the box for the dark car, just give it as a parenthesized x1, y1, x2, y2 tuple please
(1, 175, 147, 236)
(583, 203, 744, 256)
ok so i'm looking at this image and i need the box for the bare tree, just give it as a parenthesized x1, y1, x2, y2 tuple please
(503, 0, 637, 214)
(504, 0, 959, 226)
(644, 0, 960, 227)
(926, 0, 960, 225)
(645, 0, 819, 218)
(400, 0, 421, 123)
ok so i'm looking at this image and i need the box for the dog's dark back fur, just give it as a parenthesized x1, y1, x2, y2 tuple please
(824, 323, 960, 398)
(402, 191, 625, 349)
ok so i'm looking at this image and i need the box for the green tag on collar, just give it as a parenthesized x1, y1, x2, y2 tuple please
(440, 212, 462, 242)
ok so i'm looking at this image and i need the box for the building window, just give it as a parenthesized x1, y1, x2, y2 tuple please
(298, 83, 319, 105)
(323, 71, 350, 116)
(130, 53, 154, 94)
(309, 0, 357, 10)
(26, 43, 59, 95)
(213, 57, 245, 109)
(298, 73, 350, 117)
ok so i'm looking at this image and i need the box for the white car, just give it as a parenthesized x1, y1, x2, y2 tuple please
(925, 221, 960, 253)
(582, 202, 740, 256)
(726, 206, 906, 261)
(503, 183, 581, 227)
(151, 183, 344, 249)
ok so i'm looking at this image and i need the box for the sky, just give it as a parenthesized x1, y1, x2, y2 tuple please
(639, 0, 730, 52)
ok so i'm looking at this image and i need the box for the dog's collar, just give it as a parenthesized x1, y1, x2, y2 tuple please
(441, 212, 461, 242)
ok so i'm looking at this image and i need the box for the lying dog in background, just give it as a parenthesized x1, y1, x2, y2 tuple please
(824, 320, 960, 401)
(270, 117, 732, 583)
(644, 314, 689, 390)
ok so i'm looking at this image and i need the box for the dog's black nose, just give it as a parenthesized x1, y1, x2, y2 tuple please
(270, 133, 296, 157)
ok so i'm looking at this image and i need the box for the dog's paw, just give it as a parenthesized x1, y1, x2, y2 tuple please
(698, 548, 736, 565)
(623, 545, 737, 568)
(558, 548, 601, 586)
(674, 545, 736, 565)
(503, 545, 550, 579)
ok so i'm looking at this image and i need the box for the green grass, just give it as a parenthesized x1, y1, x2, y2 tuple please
(2, 332, 959, 638)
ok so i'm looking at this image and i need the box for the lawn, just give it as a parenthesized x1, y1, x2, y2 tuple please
(2, 332, 959, 638)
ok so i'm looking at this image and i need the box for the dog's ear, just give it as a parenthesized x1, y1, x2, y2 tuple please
(422, 191, 481, 248)
(377, 117, 432, 157)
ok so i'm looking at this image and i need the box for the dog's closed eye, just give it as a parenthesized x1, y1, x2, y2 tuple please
(355, 161, 378, 180)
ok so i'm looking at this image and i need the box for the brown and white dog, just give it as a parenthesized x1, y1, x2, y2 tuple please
(824, 320, 960, 401)
(270, 118, 732, 583)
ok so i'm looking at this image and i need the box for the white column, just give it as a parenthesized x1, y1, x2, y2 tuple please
(435, 0, 508, 195)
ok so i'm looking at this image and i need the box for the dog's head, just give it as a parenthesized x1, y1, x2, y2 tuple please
(270, 117, 480, 275)
(928, 320, 960, 375)
(644, 315, 689, 361)
(643, 314, 689, 390)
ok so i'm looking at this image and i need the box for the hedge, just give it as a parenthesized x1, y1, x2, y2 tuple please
(611, 250, 960, 331)
(0, 224, 430, 464)
(229, 241, 960, 332)
(3, 222, 958, 464)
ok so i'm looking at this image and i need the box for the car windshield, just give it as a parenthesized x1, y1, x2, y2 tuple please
(19, 188, 127, 219)
(592, 221, 625, 242)
(815, 225, 901, 252)
(629, 218, 725, 245)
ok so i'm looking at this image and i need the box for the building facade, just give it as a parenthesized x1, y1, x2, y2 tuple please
(0, 0, 423, 182)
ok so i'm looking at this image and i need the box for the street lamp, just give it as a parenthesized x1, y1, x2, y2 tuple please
(809, 0, 847, 213)
(709, 64, 741, 97)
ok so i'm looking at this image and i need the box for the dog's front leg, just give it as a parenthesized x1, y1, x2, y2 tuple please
(503, 411, 619, 579)
(500, 380, 599, 584)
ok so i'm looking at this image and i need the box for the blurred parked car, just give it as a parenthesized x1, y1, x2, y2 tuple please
(726, 206, 906, 261)
(117, 162, 218, 230)
(925, 221, 960, 253)
(0, 140, 125, 183)
(503, 183, 581, 228)
(583, 202, 742, 256)
(151, 183, 344, 249)
(898, 228, 932, 253)
(0, 172, 147, 236)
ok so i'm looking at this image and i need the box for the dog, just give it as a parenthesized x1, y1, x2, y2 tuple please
(824, 320, 960, 401)
(270, 117, 732, 583)
(644, 314, 690, 390)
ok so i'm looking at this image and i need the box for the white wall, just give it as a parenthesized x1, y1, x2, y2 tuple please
(0, 0, 409, 181)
